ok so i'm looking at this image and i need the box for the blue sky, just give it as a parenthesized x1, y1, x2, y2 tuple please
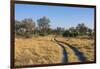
(15, 4, 94, 29)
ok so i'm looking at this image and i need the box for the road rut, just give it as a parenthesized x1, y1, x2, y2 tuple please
(54, 38, 86, 63)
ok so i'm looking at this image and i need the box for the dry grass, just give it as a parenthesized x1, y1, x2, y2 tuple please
(15, 35, 95, 66)
(15, 35, 62, 66)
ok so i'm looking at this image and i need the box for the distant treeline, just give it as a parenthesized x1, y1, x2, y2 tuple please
(15, 16, 94, 38)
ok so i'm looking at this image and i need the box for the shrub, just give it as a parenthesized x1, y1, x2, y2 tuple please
(63, 31, 78, 37)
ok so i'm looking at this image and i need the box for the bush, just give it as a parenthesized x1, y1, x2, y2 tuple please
(16, 31, 33, 38)
(62, 30, 70, 37)
(63, 31, 78, 37)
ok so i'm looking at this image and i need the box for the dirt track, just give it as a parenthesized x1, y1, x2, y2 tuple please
(53, 38, 86, 63)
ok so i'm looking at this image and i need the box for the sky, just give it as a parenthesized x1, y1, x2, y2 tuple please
(15, 4, 94, 29)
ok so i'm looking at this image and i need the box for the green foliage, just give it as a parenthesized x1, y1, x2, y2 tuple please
(15, 17, 93, 38)
(62, 30, 78, 37)
(62, 23, 93, 37)
(37, 16, 50, 36)
(62, 30, 70, 37)
(55, 27, 65, 35)
(15, 18, 35, 38)
(76, 23, 88, 35)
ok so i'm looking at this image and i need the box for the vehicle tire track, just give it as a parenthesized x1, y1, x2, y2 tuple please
(54, 38, 80, 63)
(55, 39, 87, 62)
(52, 38, 68, 63)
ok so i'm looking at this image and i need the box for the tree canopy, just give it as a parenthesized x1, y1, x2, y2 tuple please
(15, 17, 93, 38)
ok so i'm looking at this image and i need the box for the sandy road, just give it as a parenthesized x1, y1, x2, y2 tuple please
(53, 37, 86, 63)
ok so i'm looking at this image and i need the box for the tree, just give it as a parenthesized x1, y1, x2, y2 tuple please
(37, 16, 50, 36)
(69, 27, 76, 32)
(87, 28, 94, 39)
(76, 23, 88, 35)
(62, 30, 70, 37)
(15, 18, 35, 38)
(15, 20, 21, 33)
(69, 27, 78, 37)
(55, 27, 65, 35)
(21, 18, 35, 32)
(88, 28, 92, 34)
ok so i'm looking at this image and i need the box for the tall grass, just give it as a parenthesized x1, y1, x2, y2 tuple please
(15, 36, 62, 66)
